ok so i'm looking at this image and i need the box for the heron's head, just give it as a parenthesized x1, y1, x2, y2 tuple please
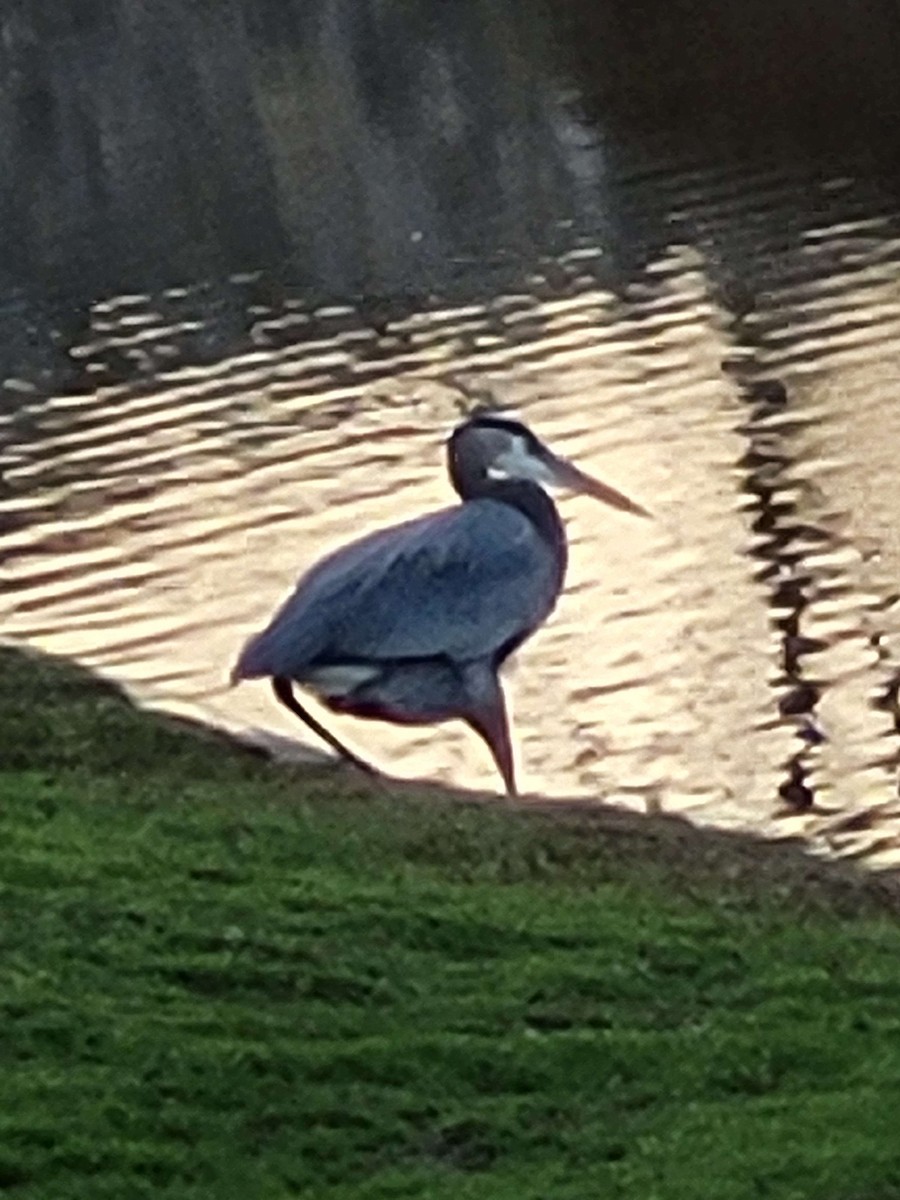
(447, 414, 649, 517)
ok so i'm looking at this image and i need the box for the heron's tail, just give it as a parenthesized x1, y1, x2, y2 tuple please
(229, 633, 265, 686)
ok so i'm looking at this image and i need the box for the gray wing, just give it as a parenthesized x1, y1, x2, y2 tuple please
(234, 499, 560, 678)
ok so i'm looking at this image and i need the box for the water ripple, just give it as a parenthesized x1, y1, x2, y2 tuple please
(5, 168, 900, 864)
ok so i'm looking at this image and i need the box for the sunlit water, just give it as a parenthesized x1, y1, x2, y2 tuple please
(4, 0, 900, 864)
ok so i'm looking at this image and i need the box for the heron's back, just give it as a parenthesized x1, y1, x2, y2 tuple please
(233, 497, 562, 681)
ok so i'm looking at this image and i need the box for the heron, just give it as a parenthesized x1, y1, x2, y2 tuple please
(231, 414, 648, 794)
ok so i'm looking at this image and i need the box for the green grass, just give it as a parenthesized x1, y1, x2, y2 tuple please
(1, 643, 900, 1199)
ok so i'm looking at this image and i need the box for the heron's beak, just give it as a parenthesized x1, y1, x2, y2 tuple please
(541, 449, 651, 518)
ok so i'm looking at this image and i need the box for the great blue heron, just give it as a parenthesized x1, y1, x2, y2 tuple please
(231, 414, 648, 794)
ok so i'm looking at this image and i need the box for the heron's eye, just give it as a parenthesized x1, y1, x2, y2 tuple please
(493, 436, 541, 478)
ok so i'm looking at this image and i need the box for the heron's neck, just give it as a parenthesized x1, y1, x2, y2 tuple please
(461, 478, 566, 556)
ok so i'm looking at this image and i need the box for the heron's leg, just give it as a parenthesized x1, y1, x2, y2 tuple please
(272, 677, 379, 778)
(461, 667, 517, 797)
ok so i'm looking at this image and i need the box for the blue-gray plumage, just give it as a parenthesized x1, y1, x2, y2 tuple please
(232, 414, 648, 794)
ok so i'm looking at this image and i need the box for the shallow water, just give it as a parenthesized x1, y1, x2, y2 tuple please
(4, 0, 900, 861)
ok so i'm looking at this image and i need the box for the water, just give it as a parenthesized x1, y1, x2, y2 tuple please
(4, 0, 900, 862)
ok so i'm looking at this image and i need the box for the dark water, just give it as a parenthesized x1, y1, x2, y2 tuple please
(4, 0, 900, 861)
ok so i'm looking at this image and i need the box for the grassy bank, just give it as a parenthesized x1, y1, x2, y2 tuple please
(1, 644, 899, 1199)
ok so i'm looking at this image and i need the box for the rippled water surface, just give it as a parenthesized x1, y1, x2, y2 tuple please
(4, 0, 900, 861)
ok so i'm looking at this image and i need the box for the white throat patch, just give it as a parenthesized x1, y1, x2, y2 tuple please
(489, 435, 554, 484)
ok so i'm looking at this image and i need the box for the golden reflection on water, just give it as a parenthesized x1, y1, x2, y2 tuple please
(4, 233, 900, 864)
